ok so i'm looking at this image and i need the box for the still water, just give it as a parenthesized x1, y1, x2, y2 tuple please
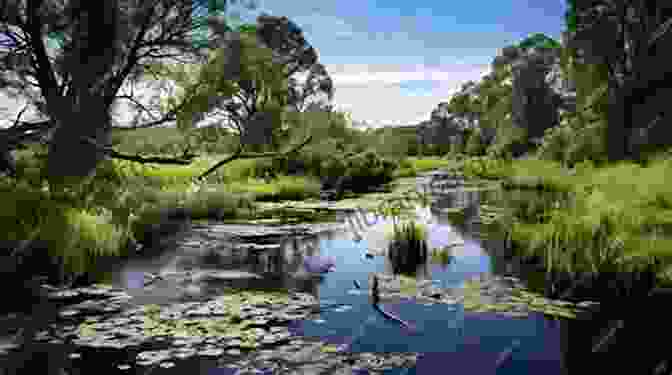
(1, 181, 628, 375)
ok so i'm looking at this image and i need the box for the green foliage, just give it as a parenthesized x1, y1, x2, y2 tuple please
(464, 129, 486, 156)
(0, 182, 129, 276)
(460, 156, 511, 179)
(516, 33, 561, 52)
(224, 176, 321, 202)
(155, 31, 288, 137)
(537, 113, 608, 166)
(486, 124, 526, 160)
(498, 158, 672, 280)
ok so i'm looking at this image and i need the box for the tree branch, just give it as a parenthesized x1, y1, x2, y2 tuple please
(649, 16, 672, 48)
(77, 135, 196, 165)
(115, 94, 159, 120)
(196, 134, 313, 181)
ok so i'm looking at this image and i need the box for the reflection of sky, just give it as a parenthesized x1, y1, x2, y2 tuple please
(291, 201, 569, 374)
(122, 270, 145, 289)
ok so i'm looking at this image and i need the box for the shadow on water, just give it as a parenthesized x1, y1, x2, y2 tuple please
(3, 175, 672, 374)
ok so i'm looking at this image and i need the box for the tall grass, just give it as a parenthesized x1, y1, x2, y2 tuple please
(386, 220, 429, 276)
(0, 183, 129, 276)
(223, 176, 321, 202)
(502, 158, 672, 282)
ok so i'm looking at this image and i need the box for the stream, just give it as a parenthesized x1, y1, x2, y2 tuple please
(1, 174, 669, 375)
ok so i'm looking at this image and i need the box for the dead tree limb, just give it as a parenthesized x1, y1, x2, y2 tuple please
(196, 134, 314, 181)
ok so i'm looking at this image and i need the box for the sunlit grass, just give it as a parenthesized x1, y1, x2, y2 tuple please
(408, 157, 460, 172)
(502, 158, 672, 280)
(0, 185, 129, 276)
(223, 175, 321, 202)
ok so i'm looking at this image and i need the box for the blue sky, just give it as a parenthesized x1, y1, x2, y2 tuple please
(0, 1, 568, 128)
(239, 0, 568, 126)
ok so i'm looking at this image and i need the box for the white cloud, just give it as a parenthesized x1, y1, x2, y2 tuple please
(0, 62, 491, 131)
(327, 63, 490, 126)
(292, 13, 357, 40)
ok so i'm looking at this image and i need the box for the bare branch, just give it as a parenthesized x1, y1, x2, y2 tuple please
(115, 94, 159, 121)
(77, 135, 195, 165)
(109, 150, 195, 165)
(196, 134, 313, 181)
(9, 104, 30, 129)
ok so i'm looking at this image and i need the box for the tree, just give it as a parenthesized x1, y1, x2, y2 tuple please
(0, 0, 250, 187)
(151, 14, 334, 178)
(565, 1, 672, 161)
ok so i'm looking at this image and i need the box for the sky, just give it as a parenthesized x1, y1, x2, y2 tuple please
(242, 0, 569, 127)
(0, 0, 568, 129)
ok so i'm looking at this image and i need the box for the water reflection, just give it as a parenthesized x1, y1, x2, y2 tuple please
(8, 178, 669, 375)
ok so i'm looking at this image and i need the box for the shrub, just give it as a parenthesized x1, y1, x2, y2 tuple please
(461, 156, 510, 179)
(464, 129, 486, 156)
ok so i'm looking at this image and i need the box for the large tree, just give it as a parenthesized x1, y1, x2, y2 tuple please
(159, 15, 333, 148)
(565, 1, 672, 161)
(150, 14, 334, 178)
(0, 0, 250, 187)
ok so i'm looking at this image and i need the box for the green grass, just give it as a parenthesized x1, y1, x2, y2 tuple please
(223, 175, 321, 202)
(0, 182, 130, 276)
(500, 157, 672, 281)
(408, 157, 461, 172)
(125, 155, 260, 186)
(393, 157, 461, 178)
(500, 159, 573, 191)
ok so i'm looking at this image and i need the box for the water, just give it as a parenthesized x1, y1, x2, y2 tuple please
(0, 177, 653, 375)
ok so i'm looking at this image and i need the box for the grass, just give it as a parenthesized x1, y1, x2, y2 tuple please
(393, 157, 461, 178)
(223, 176, 321, 202)
(386, 220, 429, 276)
(0, 182, 130, 276)
(408, 157, 461, 172)
(496, 157, 672, 283)
(3, 149, 322, 283)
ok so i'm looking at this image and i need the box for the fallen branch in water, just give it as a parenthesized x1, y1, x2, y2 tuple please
(368, 275, 416, 331)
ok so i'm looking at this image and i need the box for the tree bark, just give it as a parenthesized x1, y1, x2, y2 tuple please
(45, 95, 113, 187)
(605, 86, 631, 162)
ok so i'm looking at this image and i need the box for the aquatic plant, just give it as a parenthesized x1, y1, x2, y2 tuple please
(387, 220, 429, 276)
(430, 247, 454, 268)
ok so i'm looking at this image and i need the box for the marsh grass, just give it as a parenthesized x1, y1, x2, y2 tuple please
(223, 176, 321, 202)
(500, 158, 672, 283)
(392, 158, 462, 178)
(459, 156, 511, 180)
(430, 247, 454, 268)
(386, 220, 429, 276)
(0, 184, 129, 277)
(410, 157, 457, 171)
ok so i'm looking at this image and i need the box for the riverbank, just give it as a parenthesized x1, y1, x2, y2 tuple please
(1, 151, 447, 288)
(447, 155, 672, 288)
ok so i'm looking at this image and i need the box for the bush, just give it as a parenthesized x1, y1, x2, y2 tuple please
(464, 129, 486, 156)
(537, 117, 608, 166)
(461, 156, 510, 179)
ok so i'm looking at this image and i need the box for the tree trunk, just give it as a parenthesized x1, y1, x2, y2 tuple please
(605, 87, 631, 162)
(45, 95, 112, 187)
